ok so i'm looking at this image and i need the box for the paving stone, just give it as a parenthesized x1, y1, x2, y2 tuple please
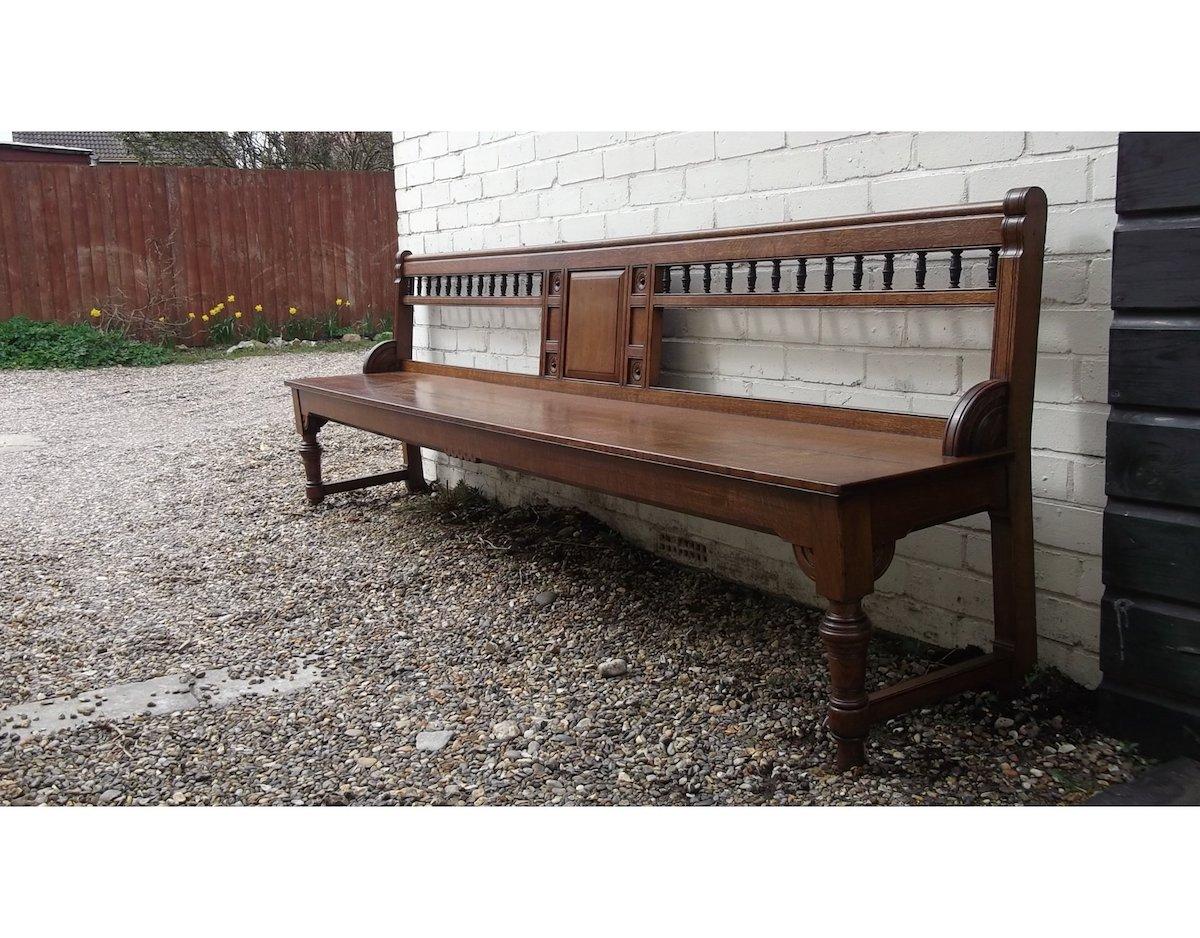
(0, 666, 322, 741)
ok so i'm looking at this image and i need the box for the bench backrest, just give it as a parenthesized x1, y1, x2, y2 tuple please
(396, 187, 1046, 455)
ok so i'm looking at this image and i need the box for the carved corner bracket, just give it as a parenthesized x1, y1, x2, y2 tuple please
(794, 542, 896, 584)
(363, 339, 401, 374)
(943, 379, 1010, 457)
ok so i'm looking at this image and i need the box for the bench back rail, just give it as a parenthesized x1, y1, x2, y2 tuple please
(395, 188, 1047, 459)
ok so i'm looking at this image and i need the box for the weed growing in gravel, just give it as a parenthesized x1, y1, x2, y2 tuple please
(0, 316, 173, 369)
(422, 480, 494, 523)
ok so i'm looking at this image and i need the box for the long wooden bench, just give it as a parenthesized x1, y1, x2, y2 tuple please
(286, 187, 1047, 770)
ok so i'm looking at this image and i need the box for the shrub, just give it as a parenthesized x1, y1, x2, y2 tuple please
(0, 317, 173, 369)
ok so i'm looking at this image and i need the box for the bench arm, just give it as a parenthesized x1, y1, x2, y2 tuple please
(363, 339, 401, 374)
(943, 379, 1010, 456)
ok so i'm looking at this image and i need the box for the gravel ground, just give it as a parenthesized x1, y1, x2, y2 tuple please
(0, 351, 1149, 805)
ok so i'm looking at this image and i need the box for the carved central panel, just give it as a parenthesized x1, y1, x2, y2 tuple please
(563, 268, 625, 383)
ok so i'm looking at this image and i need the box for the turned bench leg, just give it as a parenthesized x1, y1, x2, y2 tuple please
(794, 498, 879, 771)
(299, 419, 328, 505)
(296, 415, 428, 505)
(819, 598, 873, 771)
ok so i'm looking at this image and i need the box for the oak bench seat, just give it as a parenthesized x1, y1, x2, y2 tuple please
(286, 369, 1009, 495)
(286, 188, 1048, 771)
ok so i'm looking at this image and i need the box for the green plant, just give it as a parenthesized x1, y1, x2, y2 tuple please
(282, 316, 318, 341)
(208, 313, 238, 346)
(423, 480, 488, 522)
(320, 309, 346, 340)
(0, 317, 172, 369)
(354, 311, 384, 338)
(249, 315, 272, 344)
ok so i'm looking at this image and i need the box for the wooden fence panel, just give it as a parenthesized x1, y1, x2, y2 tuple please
(0, 163, 397, 337)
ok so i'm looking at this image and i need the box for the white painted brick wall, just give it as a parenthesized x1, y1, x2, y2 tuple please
(392, 130, 1118, 687)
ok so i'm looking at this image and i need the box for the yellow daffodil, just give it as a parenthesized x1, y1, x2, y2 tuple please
(216, 302, 225, 311)
(254, 303, 263, 312)
(335, 298, 344, 306)
(226, 294, 235, 302)
(234, 311, 243, 319)
(89, 307, 102, 318)
(288, 306, 298, 316)
(202, 314, 210, 322)
(345, 300, 352, 308)
(187, 312, 196, 320)
(158, 316, 166, 323)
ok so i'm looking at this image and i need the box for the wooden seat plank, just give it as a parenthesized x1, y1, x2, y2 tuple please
(287, 371, 1003, 494)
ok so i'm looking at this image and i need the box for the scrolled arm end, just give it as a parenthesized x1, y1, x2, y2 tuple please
(943, 379, 1010, 457)
(363, 340, 401, 374)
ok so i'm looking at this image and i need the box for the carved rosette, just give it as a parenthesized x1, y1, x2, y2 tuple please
(943, 379, 1009, 456)
(628, 359, 643, 384)
(545, 352, 559, 376)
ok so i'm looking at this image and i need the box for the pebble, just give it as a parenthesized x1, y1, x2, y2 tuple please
(492, 720, 520, 742)
(533, 590, 557, 607)
(416, 730, 454, 752)
(598, 658, 628, 678)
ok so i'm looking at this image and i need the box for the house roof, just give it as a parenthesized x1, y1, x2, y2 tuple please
(0, 141, 94, 165)
(12, 131, 136, 163)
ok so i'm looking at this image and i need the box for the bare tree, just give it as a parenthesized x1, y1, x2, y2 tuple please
(118, 132, 394, 171)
